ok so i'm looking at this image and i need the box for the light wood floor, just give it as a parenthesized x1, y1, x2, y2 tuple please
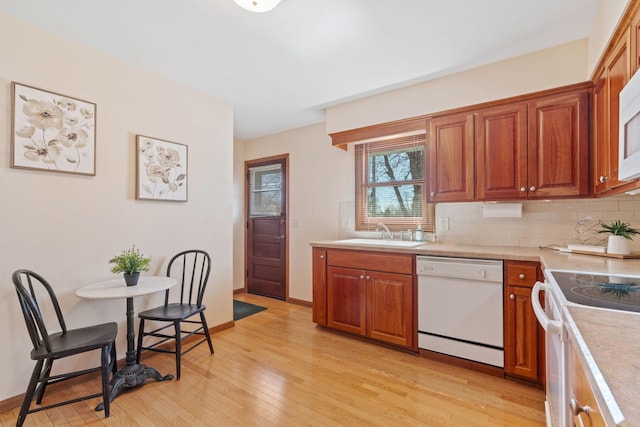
(1, 293, 545, 426)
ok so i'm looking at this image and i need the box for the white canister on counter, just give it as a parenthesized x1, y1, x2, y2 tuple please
(415, 225, 424, 242)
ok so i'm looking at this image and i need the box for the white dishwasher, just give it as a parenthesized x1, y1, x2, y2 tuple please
(417, 255, 504, 367)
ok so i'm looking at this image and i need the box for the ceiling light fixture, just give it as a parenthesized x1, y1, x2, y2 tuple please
(233, 0, 282, 13)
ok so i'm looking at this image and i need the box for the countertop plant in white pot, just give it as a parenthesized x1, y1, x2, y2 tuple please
(108, 245, 151, 286)
(597, 220, 640, 255)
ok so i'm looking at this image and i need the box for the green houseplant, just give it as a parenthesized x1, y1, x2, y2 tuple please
(108, 245, 151, 286)
(597, 220, 640, 255)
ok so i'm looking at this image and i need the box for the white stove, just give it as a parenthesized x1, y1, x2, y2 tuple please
(532, 270, 640, 427)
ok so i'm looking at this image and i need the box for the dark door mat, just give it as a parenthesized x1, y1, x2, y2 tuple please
(233, 300, 267, 320)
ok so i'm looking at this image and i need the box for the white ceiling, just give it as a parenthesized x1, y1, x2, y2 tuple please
(0, 0, 602, 140)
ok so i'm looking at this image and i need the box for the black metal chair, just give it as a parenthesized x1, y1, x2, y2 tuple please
(136, 250, 214, 379)
(12, 269, 118, 427)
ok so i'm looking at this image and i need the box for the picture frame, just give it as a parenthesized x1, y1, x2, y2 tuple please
(11, 82, 96, 176)
(136, 135, 188, 202)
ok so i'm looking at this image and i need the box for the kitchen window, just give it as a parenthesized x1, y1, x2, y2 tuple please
(355, 134, 434, 232)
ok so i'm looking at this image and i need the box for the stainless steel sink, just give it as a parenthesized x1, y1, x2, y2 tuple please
(334, 238, 425, 248)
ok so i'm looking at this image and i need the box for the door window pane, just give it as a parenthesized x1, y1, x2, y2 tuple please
(249, 164, 282, 217)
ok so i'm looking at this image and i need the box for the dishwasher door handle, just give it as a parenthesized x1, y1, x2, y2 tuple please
(531, 281, 561, 335)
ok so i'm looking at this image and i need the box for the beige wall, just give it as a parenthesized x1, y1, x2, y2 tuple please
(0, 13, 234, 401)
(587, 0, 630, 76)
(325, 39, 588, 134)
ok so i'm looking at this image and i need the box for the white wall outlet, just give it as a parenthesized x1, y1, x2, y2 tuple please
(439, 217, 450, 231)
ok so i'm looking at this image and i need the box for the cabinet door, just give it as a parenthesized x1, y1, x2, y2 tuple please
(631, 8, 640, 77)
(327, 266, 366, 336)
(604, 28, 631, 190)
(593, 68, 610, 194)
(505, 284, 539, 381)
(428, 113, 475, 202)
(476, 103, 528, 199)
(312, 247, 327, 325)
(504, 261, 544, 383)
(527, 90, 589, 198)
(366, 271, 413, 348)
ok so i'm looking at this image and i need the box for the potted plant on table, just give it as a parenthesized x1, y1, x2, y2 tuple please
(108, 245, 151, 286)
(597, 220, 640, 255)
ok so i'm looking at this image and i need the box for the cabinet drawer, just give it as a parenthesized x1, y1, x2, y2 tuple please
(506, 262, 538, 287)
(327, 250, 413, 275)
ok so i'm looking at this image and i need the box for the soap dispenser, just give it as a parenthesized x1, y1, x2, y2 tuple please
(415, 225, 424, 242)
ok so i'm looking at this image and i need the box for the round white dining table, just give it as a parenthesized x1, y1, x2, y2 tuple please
(76, 276, 177, 407)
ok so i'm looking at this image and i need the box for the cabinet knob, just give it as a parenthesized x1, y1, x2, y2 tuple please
(366, 275, 370, 280)
(319, 255, 324, 259)
(599, 175, 609, 183)
(430, 192, 435, 197)
(519, 273, 526, 280)
(360, 275, 365, 279)
(529, 186, 537, 192)
(520, 187, 527, 192)
(569, 397, 593, 416)
(509, 294, 515, 300)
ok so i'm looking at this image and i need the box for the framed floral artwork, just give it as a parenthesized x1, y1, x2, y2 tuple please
(11, 82, 96, 175)
(136, 135, 188, 202)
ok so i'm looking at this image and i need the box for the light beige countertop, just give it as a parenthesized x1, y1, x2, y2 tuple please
(311, 239, 640, 273)
(564, 306, 640, 427)
(312, 239, 640, 425)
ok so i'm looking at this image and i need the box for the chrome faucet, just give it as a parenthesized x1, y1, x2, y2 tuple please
(375, 223, 393, 240)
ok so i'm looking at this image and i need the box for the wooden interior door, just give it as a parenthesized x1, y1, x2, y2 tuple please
(246, 156, 287, 300)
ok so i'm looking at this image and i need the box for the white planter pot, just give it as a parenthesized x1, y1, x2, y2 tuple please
(607, 235, 630, 255)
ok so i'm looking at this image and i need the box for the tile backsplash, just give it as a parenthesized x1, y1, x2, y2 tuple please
(435, 195, 640, 250)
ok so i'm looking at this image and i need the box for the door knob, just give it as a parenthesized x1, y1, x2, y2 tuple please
(274, 235, 285, 240)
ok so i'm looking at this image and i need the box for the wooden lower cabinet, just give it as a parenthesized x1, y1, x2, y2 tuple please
(327, 266, 366, 336)
(570, 345, 606, 427)
(366, 270, 413, 347)
(314, 248, 415, 350)
(504, 261, 545, 384)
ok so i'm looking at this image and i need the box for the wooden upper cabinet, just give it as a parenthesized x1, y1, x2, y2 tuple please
(593, 68, 610, 194)
(475, 86, 589, 200)
(428, 113, 475, 202)
(604, 28, 630, 191)
(631, 8, 640, 76)
(527, 90, 589, 198)
(475, 103, 528, 199)
(592, 29, 629, 194)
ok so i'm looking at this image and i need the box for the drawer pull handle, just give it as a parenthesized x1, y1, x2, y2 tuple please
(570, 397, 593, 416)
(519, 273, 526, 280)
